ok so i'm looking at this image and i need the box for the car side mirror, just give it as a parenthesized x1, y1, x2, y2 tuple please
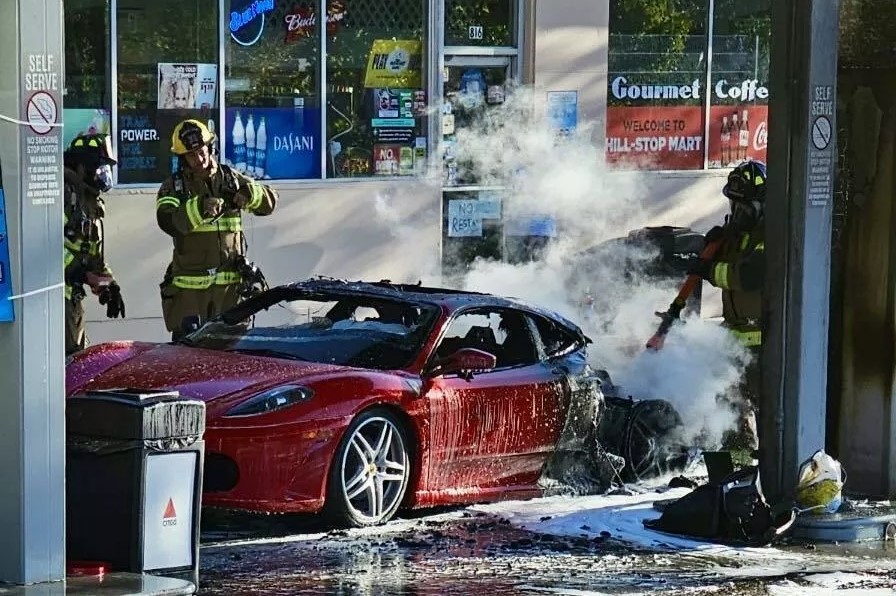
(435, 348, 497, 380)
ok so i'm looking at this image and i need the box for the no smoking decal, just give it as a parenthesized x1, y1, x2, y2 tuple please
(812, 116, 831, 151)
(26, 91, 57, 135)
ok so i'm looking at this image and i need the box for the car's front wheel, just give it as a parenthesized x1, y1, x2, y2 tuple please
(326, 408, 411, 527)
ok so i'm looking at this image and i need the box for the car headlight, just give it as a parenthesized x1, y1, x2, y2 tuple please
(224, 385, 314, 417)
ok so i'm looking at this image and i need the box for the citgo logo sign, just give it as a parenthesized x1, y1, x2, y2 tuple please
(162, 498, 177, 527)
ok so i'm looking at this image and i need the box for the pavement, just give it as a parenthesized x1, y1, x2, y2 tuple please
(0, 573, 194, 596)
(3, 497, 895, 595)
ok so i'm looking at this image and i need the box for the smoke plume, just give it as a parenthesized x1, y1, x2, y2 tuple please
(380, 84, 749, 447)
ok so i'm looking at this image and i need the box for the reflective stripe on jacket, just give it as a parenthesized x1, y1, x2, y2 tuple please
(172, 270, 242, 290)
(706, 221, 765, 345)
(155, 162, 277, 285)
(63, 172, 112, 300)
(729, 328, 762, 347)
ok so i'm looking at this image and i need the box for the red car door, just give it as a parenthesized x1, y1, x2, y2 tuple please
(421, 308, 568, 496)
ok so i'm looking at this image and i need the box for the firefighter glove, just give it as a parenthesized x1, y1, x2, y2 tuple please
(704, 225, 726, 245)
(202, 197, 225, 219)
(686, 257, 712, 280)
(99, 281, 125, 319)
(230, 189, 251, 209)
(86, 271, 114, 296)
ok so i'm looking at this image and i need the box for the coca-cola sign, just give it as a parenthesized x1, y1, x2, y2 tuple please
(753, 121, 768, 151)
(284, 1, 346, 43)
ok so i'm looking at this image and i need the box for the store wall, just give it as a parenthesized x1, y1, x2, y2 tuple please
(85, 173, 725, 346)
(84, 180, 441, 343)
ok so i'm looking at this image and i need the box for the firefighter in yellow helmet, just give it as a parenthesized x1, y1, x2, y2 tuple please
(156, 119, 277, 340)
(64, 133, 125, 356)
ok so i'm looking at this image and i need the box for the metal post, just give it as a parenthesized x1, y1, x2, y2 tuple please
(0, 0, 66, 584)
(319, 0, 328, 179)
(761, 0, 839, 503)
(428, 0, 444, 180)
(110, 0, 119, 185)
(217, 0, 226, 160)
(702, 0, 715, 170)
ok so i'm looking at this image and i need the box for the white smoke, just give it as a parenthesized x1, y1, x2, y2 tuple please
(372, 187, 442, 287)
(446, 85, 748, 447)
(372, 84, 748, 447)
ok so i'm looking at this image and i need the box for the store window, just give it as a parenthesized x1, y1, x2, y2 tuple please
(63, 0, 112, 148)
(607, 0, 708, 170)
(606, 0, 770, 171)
(223, 0, 323, 180)
(325, 0, 427, 178)
(116, 0, 219, 184)
(707, 0, 770, 169)
(445, 0, 515, 47)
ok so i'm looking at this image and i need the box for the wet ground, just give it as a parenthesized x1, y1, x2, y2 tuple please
(198, 506, 896, 595)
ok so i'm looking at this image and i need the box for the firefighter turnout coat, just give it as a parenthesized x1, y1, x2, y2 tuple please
(704, 219, 765, 348)
(64, 167, 114, 354)
(156, 161, 277, 333)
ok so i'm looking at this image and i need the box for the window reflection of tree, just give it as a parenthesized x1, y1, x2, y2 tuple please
(325, 0, 425, 177)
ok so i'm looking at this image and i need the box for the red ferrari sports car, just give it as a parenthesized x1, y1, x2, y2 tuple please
(67, 279, 684, 526)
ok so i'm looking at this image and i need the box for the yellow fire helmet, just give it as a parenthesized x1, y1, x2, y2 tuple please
(170, 119, 215, 155)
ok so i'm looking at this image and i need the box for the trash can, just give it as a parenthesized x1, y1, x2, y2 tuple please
(66, 389, 205, 590)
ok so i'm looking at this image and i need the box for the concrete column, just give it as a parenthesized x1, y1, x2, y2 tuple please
(761, 0, 840, 503)
(0, 0, 66, 584)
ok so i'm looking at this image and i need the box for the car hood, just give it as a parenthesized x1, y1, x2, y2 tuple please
(77, 343, 350, 403)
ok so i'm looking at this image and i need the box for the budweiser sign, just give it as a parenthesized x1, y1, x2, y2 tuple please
(284, 1, 346, 42)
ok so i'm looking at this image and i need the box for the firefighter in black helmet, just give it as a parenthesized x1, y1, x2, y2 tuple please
(63, 133, 125, 355)
(687, 160, 767, 450)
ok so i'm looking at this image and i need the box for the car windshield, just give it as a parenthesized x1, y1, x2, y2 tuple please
(183, 291, 440, 370)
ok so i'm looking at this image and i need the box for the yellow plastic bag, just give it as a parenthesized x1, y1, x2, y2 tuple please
(796, 449, 845, 515)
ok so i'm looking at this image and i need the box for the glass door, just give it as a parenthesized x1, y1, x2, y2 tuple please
(440, 55, 514, 282)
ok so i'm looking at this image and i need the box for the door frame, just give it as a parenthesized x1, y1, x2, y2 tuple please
(435, 0, 526, 278)
(438, 54, 520, 277)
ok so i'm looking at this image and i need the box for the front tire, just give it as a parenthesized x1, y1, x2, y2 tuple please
(326, 408, 411, 527)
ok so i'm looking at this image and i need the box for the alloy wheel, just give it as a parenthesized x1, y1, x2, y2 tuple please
(339, 415, 409, 524)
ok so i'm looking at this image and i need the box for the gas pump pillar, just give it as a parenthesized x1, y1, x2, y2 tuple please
(0, 0, 67, 585)
(761, 0, 840, 503)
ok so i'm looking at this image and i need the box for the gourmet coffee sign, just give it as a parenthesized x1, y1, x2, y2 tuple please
(610, 76, 770, 102)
